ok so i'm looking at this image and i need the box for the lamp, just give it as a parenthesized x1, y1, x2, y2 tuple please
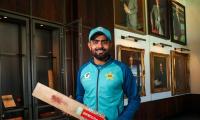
(153, 43, 172, 48)
(121, 35, 146, 42)
(174, 48, 190, 51)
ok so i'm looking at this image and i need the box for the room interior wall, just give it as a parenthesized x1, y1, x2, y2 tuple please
(114, 0, 200, 103)
(184, 0, 200, 94)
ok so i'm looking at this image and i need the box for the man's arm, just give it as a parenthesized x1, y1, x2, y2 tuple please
(76, 70, 85, 103)
(118, 65, 141, 120)
(123, 0, 137, 15)
(128, 0, 138, 14)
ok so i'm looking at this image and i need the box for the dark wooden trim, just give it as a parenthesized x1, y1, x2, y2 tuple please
(134, 94, 200, 120)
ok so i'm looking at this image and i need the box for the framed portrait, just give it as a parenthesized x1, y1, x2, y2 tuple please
(117, 45, 146, 96)
(114, 0, 146, 34)
(147, 0, 169, 38)
(171, 51, 190, 95)
(170, 1, 187, 45)
(150, 52, 170, 93)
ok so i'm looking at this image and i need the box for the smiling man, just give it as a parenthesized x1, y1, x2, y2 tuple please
(76, 26, 141, 120)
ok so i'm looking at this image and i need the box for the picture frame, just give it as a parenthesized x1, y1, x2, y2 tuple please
(117, 45, 146, 96)
(150, 52, 170, 93)
(170, 1, 187, 45)
(147, 0, 169, 39)
(114, 0, 146, 34)
(171, 51, 190, 95)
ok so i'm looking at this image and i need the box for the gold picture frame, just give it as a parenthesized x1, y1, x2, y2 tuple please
(170, 1, 187, 45)
(150, 52, 170, 93)
(171, 51, 190, 95)
(114, 0, 146, 34)
(117, 45, 146, 96)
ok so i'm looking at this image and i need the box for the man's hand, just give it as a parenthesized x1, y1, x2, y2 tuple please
(124, 3, 131, 14)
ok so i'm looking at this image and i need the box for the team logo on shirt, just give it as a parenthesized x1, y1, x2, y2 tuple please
(84, 72, 90, 79)
(105, 72, 114, 80)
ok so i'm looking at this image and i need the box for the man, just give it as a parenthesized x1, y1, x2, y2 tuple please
(129, 56, 142, 94)
(154, 63, 167, 88)
(121, 0, 138, 30)
(76, 27, 140, 120)
(173, 5, 182, 41)
(150, 0, 163, 35)
(129, 56, 137, 77)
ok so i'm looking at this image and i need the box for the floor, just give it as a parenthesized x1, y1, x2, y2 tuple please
(166, 112, 200, 120)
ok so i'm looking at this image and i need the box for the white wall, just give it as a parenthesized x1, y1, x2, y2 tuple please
(115, 0, 200, 103)
(184, 0, 200, 93)
(115, 29, 174, 103)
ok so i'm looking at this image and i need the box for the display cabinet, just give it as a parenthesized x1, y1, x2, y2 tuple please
(31, 20, 66, 120)
(0, 12, 31, 120)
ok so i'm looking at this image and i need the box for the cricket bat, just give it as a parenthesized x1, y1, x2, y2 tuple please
(32, 82, 105, 120)
(48, 69, 54, 88)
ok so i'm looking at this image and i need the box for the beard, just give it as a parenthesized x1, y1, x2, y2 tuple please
(91, 48, 110, 61)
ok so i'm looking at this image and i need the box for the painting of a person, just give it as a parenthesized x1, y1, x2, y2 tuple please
(150, 0, 164, 35)
(129, 56, 137, 77)
(173, 5, 185, 42)
(129, 56, 142, 94)
(154, 62, 167, 88)
(121, 0, 138, 30)
(173, 5, 181, 41)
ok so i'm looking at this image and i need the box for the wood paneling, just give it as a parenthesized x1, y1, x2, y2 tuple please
(185, 94, 200, 112)
(32, 0, 64, 23)
(65, 29, 74, 97)
(134, 94, 200, 120)
(77, 0, 114, 64)
(77, 0, 114, 28)
(0, 0, 30, 14)
(77, 0, 96, 27)
(66, 0, 77, 24)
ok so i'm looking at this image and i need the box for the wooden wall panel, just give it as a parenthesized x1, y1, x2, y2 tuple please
(77, 0, 96, 26)
(77, 0, 114, 65)
(0, 0, 30, 14)
(66, 0, 77, 24)
(134, 94, 200, 120)
(65, 30, 74, 97)
(32, 0, 64, 23)
(78, 0, 114, 28)
(185, 94, 200, 113)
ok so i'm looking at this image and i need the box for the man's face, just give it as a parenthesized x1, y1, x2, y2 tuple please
(88, 35, 112, 61)
(156, 0, 160, 5)
(129, 57, 133, 65)
(159, 63, 163, 72)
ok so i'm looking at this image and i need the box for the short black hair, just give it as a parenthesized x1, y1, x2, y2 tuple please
(90, 32, 107, 41)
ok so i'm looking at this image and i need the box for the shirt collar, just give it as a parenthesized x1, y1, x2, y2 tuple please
(89, 56, 113, 69)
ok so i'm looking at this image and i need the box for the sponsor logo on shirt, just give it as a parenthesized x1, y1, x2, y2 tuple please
(105, 72, 114, 80)
(84, 72, 90, 79)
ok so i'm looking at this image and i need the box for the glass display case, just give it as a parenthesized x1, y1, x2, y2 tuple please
(0, 12, 31, 120)
(0, 11, 68, 120)
(31, 20, 66, 120)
